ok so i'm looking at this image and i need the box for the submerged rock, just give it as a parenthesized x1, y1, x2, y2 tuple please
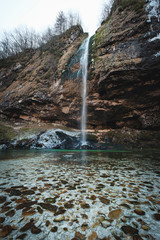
(51, 226, 58, 232)
(31, 226, 41, 234)
(134, 209, 145, 216)
(121, 225, 139, 236)
(16, 233, 27, 239)
(0, 196, 7, 203)
(101, 220, 111, 228)
(20, 221, 34, 232)
(153, 213, 160, 221)
(81, 202, 90, 209)
(64, 202, 74, 209)
(0, 225, 13, 237)
(108, 209, 123, 220)
(87, 231, 98, 240)
(99, 197, 110, 205)
(0, 217, 5, 223)
(6, 209, 15, 217)
(39, 202, 58, 212)
(54, 214, 65, 222)
(16, 201, 37, 210)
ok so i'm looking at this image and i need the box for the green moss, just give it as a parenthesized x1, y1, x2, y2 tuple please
(86, 133, 98, 143)
(112, 0, 145, 13)
(95, 29, 104, 46)
(0, 122, 16, 141)
(17, 127, 42, 138)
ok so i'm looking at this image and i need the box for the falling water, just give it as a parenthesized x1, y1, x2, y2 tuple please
(80, 37, 90, 146)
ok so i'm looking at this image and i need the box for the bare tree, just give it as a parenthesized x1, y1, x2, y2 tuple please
(100, 0, 114, 23)
(0, 26, 40, 59)
(67, 11, 82, 28)
(40, 27, 55, 44)
(0, 11, 83, 59)
(54, 11, 82, 35)
(54, 11, 67, 35)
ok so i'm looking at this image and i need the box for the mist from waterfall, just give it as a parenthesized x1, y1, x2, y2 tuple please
(80, 37, 90, 146)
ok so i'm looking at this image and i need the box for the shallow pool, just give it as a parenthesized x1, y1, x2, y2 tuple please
(0, 150, 160, 239)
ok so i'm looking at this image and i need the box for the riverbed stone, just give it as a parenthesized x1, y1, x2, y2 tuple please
(101, 220, 111, 228)
(6, 209, 15, 217)
(87, 231, 98, 240)
(0, 217, 5, 223)
(0, 225, 13, 237)
(20, 221, 34, 232)
(9, 188, 21, 196)
(39, 203, 57, 212)
(51, 226, 58, 232)
(37, 206, 43, 214)
(141, 224, 150, 230)
(133, 236, 143, 240)
(31, 226, 41, 234)
(0, 196, 7, 204)
(16, 233, 27, 239)
(121, 225, 138, 235)
(16, 233, 27, 240)
(134, 209, 145, 216)
(16, 201, 37, 210)
(45, 198, 56, 203)
(99, 197, 110, 205)
(153, 213, 160, 221)
(21, 190, 35, 195)
(75, 231, 85, 240)
(54, 206, 66, 215)
(64, 202, 74, 209)
(81, 202, 90, 209)
(54, 214, 65, 222)
(108, 209, 123, 220)
(120, 203, 131, 209)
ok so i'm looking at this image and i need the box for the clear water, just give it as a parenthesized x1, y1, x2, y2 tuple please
(0, 149, 160, 239)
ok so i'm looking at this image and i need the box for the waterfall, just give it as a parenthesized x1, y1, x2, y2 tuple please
(80, 37, 90, 146)
(61, 36, 90, 147)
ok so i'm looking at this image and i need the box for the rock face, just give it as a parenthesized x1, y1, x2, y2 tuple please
(87, 0, 160, 130)
(0, 25, 87, 128)
(0, 1, 160, 148)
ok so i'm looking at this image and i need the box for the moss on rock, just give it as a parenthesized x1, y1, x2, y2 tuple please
(0, 122, 16, 141)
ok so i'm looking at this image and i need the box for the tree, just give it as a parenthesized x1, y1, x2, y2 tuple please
(53, 11, 82, 35)
(54, 11, 67, 35)
(0, 26, 40, 59)
(67, 11, 82, 28)
(100, 0, 114, 24)
(40, 27, 55, 44)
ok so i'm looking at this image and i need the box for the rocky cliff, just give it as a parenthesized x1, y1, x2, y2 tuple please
(0, 0, 160, 148)
(87, 0, 160, 131)
(0, 25, 87, 128)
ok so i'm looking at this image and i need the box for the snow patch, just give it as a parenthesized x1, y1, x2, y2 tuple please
(148, 33, 160, 41)
(33, 129, 80, 149)
(146, 0, 160, 22)
(154, 51, 160, 57)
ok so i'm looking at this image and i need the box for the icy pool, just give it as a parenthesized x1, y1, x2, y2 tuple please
(0, 150, 160, 240)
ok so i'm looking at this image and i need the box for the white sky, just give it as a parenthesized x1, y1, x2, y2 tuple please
(0, 0, 109, 37)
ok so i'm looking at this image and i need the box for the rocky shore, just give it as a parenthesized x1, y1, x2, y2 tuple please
(0, 121, 160, 150)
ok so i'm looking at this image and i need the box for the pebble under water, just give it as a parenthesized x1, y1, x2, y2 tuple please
(0, 150, 160, 240)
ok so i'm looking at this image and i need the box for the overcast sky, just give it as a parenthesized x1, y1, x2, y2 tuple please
(0, 0, 109, 37)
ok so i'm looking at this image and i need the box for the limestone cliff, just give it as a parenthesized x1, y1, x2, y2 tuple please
(87, 0, 160, 130)
(0, 25, 87, 128)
